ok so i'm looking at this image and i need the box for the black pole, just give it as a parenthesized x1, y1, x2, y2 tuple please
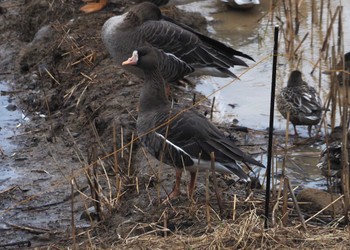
(264, 25, 279, 229)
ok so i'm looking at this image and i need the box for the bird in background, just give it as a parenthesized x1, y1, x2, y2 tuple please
(323, 52, 350, 85)
(222, 0, 260, 10)
(276, 70, 323, 137)
(79, 0, 108, 13)
(318, 126, 350, 179)
(102, 2, 254, 83)
(336, 52, 350, 85)
(79, 0, 170, 14)
(122, 46, 264, 199)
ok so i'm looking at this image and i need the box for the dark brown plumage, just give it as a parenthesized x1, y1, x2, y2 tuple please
(337, 52, 350, 85)
(123, 46, 264, 199)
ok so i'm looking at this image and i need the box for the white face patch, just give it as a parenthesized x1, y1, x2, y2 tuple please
(122, 50, 139, 65)
(132, 50, 139, 62)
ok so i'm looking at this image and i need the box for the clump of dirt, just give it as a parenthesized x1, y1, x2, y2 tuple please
(15, 0, 75, 42)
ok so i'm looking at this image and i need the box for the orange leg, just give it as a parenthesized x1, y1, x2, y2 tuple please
(188, 172, 197, 199)
(165, 83, 171, 99)
(167, 168, 182, 199)
(80, 0, 108, 13)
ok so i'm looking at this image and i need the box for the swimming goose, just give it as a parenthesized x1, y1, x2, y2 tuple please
(102, 2, 254, 82)
(122, 46, 264, 199)
(276, 70, 323, 137)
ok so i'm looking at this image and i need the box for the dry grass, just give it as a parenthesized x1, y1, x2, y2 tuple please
(73, 207, 350, 249)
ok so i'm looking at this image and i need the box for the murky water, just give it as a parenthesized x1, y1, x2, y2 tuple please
(0, 81, 24, 188)
(177, 0, 350, 188)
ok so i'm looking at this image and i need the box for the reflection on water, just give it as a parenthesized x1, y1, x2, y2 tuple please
(275, 145, 327, 189)
(177, 0, 350, 189)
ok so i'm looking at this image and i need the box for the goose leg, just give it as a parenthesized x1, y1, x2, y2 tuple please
(80, 0, 108, 13)
(165, 83, 171, 98)
(167, 168, 182, 199)
(293, 124, 299, 136)
(307, 125, 312, 137)
(188, 172, 197, 199)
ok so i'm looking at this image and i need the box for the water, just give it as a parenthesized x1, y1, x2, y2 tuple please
(179, 0, 350, 129)
(176, 0, 350, 188)
(0, 83, 22, 153)
(0, 81, 24, 188)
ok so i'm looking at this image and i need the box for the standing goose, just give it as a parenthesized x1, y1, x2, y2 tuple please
(276, 70, 323, 137)
(102, 2, 254, 82)
(123, 46, 264, 199)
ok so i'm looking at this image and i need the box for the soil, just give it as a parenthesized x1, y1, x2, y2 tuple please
(0, 0, 349, 249)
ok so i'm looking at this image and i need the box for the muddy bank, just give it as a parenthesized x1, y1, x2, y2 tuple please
(0, 0, 266, 247)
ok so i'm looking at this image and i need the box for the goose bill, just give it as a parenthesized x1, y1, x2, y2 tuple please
(122, 50, 139, 66)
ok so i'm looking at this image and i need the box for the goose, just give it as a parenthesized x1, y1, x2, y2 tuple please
(102, 2, 254, 82)
(318, 126, 350, 178)
(80, 0, 108, 13)
(276, 70, 323, 137)
(222, 0, 260, 10)
(323, 52, 350, 85)
(122, 46, 264, 199)
(334, 52, 350, 85)
(79, 0, 170, 14)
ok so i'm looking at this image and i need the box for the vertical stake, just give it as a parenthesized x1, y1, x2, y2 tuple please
(264, 25, 279, 229)
(210, 96, 216, 121)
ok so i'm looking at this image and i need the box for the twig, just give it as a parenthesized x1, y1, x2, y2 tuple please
(210, 152, 223, 218)
(4, 221, 52, 234)
(205, 170, 211, 229)
(0, 241, 31, 248)
(282, 177, 289, 226)
(71, 177, 77, 250)
(233, 194, 237, 221)
(127, 132, 135, 177)
(287, 177, 307, 230)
